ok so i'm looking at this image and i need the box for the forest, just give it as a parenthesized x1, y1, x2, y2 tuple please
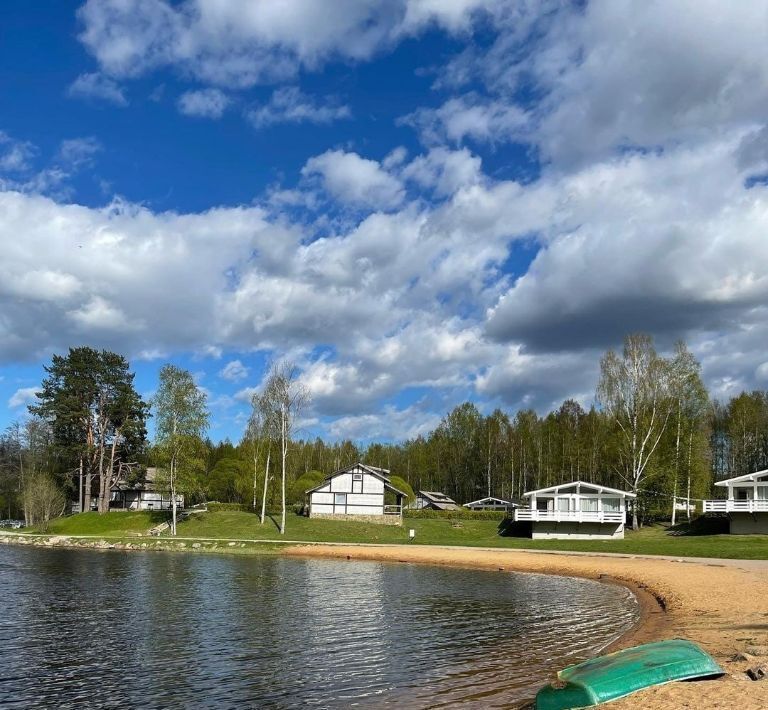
(2, 335, 768, 526)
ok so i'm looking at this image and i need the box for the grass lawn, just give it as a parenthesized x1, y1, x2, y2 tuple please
(23, 511, 768, 560)
(39, 511, 169, 535)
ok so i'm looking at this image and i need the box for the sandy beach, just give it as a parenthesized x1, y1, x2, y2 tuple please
(285, 543, 768, 708)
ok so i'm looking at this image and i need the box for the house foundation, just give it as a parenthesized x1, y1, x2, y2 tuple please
(531, 521, 625, 540)
(729, 513, 768, 535)
(309, 512, 402, 526)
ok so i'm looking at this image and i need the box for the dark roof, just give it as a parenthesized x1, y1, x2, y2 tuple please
(416, 490, 460, 510)
(418, 491, 457, 504)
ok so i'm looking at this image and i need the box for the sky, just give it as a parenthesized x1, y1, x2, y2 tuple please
(1, 0, 768, 444)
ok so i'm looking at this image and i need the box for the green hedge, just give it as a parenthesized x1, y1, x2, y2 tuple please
(403, 508, 507, 521)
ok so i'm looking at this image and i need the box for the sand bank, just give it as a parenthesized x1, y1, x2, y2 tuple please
(284, 543, 768, 708)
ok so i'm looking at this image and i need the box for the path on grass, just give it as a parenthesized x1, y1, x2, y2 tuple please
(5, 532, 768, 571)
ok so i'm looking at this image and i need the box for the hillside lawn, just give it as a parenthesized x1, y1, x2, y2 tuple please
(28, 510, 768, 560)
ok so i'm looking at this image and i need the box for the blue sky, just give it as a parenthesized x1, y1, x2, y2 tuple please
(2, 1, 768, 443)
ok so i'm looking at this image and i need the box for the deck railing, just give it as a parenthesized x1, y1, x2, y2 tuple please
(514, 509, 625, 524)
(383, 505, 402, 516)
(702, 499, 768, 513)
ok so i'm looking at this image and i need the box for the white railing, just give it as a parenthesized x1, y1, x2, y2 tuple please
(702, 499, 768, 513)
(514, 509, 625, 524)
(383, 505, 402, 516)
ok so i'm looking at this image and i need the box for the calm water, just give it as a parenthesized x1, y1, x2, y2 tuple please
(0, 546, 638, 708)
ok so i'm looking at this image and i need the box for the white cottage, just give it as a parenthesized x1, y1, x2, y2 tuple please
(514, 480, 635, 539)
(703, 469, 768, 534)
(306, 463, 407, 525)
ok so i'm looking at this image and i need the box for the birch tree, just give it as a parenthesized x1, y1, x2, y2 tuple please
(244, 390, 276, 524)
(154, 365, 209, 535)
(668, 342, 708, 524)
(597, 334, 673, 528)
(260, 363, 309, 534)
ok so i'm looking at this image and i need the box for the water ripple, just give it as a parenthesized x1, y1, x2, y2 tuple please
(0, 546, 638, 708)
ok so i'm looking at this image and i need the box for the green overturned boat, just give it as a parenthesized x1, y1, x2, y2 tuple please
(535, 639, 723, 709)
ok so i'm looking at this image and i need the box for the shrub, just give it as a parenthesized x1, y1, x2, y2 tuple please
(403, 508, 506, 521)
(288, 470, 326, 504)
(387, 475, 415, 503)
(23, 475, 67, 531)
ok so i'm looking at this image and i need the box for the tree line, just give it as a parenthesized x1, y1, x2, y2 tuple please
(2, 335, 768, 529)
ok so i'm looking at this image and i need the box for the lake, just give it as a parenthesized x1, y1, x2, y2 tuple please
(0, 545, 638, 708)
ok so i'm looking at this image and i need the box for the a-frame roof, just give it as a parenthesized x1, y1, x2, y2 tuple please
(463, 496, 517, 507)
(522, 480, 636, 498)
(714, 468, 768, 487)
(305, 462, 409, 498)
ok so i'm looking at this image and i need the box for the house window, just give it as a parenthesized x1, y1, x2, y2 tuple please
(603, 497, 621, 512)
(581, 498, 598, 512)
(334, 493, 347, 506)
(557, 498, 571, 512)
(352, 473, 363, 481)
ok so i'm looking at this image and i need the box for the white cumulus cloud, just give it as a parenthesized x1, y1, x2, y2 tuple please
(177, 88, 230, 118)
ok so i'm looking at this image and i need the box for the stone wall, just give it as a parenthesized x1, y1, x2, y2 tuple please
(309, 512, 402, 526)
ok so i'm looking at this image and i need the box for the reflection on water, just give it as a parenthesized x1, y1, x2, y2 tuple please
(0, 546, 638, 708)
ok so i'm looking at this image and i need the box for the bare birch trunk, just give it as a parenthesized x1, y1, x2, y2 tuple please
(171, 454, 177, 536)
(686, 430, 693, 522)
(78, 457, 84, 514)
(260, 448, 271, 525)
(280, 406, 287, 535)
(672, 404, 682, 526)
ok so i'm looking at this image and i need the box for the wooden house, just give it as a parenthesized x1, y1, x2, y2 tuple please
(413, 490, 460, 511)
(109, 468, 184, 511)
(463, 496, 518, 512)
(514, 481, 635, 539)
(703, 469, 768, 534)
(306, 463, 407, 525)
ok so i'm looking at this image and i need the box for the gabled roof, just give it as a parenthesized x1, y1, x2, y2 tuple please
(418, 490, 457, 504)
(522, 480, 636, 498)
(715, 469, 768, 487)
(305, 462, 408, 498)
(416, 490, 460, 510)
(463, 496, 517, 507)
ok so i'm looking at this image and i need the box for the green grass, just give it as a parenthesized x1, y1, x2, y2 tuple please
(20, 511, 768, 560)
(175, 512, 768, 559)
(38, 511, 168, 535)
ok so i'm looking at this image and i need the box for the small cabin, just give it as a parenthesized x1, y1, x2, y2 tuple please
(463, 496, 518, 512)
(703, 469, 768, 534)
(109, 468, 184, 511)
(307, 463, 407, 525)
(514, 481, 635, 539)
(413, 490, 460, 511)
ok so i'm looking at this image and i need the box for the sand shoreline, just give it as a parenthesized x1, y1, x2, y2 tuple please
(284, 543, 768, 709)
(4, 534, 768, 706)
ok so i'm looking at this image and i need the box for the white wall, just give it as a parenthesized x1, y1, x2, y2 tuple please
(310, 468, 388, 516)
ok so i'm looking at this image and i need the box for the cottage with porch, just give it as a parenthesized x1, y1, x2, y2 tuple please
(703, 469, 768, 534)
(306, 463, 406, 525)
(514, 480, 635, 539)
